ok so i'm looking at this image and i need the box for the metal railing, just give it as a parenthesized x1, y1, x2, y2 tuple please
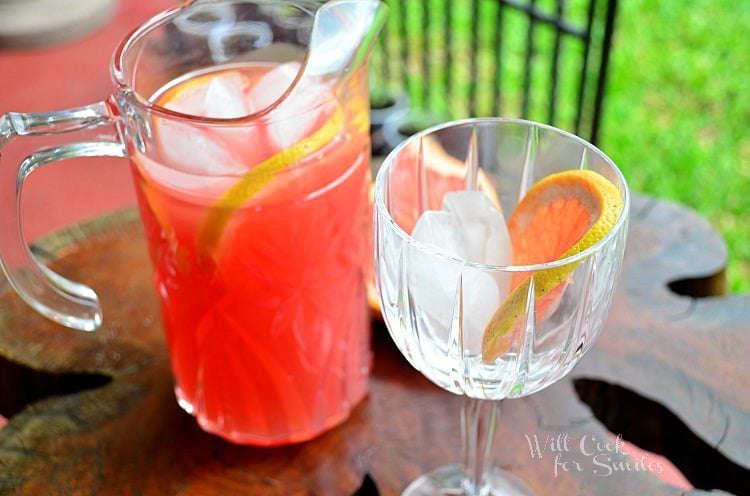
(369, 0, 618, 151)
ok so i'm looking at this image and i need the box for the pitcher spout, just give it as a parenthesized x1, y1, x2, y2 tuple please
(299, 0, 388, 83)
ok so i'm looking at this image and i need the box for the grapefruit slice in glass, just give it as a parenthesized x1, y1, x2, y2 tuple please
(481, 169, 625, 363)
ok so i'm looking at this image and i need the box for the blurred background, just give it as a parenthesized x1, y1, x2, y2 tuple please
(603, 0, 749, 293)
(0, 0, 747, 294)
(369, 0, 749, 293)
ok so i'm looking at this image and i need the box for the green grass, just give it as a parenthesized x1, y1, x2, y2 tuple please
(371, 0, 750, 293)
(601, 0, 750, 293)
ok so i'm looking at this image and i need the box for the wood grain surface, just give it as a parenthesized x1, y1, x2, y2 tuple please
(0, 195, 747, 495)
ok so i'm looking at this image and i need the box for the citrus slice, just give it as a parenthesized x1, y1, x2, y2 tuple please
(481, 169, 624, 363)
(365, 183, 382, 317)
(366, 136, 500, 318)
(143, 65, 344, 258)
(196, 106, 343, 256)
(391, 135, 499, 233)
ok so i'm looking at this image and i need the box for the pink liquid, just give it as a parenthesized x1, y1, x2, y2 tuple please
(129, 63, 372, 445)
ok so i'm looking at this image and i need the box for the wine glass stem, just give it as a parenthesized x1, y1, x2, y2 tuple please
(461, 396, 500, 495)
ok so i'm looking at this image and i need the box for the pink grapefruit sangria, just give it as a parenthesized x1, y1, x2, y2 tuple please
(129, 61, 372, 446)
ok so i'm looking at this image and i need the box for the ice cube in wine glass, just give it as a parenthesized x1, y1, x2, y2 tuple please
(408, 190, 513, 354)
(409, 210, 468, 346)
(442, 190, 513, 295)
(411, 210, 465, 258)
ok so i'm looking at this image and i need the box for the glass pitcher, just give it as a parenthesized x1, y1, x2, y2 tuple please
(0, 0, 387, 446)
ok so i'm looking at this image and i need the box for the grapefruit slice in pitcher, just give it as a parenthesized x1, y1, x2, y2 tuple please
(195, 105, 343, 256)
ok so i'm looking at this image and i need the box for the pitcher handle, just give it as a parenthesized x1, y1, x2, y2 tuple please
(0, 101, 124, 331)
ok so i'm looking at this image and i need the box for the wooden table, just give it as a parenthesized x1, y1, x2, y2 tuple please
(0, 194, 748, 495)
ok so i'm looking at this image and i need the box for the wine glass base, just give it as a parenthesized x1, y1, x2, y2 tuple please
(402, 463, 536, 496)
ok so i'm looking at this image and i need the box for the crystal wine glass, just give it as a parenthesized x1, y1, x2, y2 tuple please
(373, 118, 630, 495)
